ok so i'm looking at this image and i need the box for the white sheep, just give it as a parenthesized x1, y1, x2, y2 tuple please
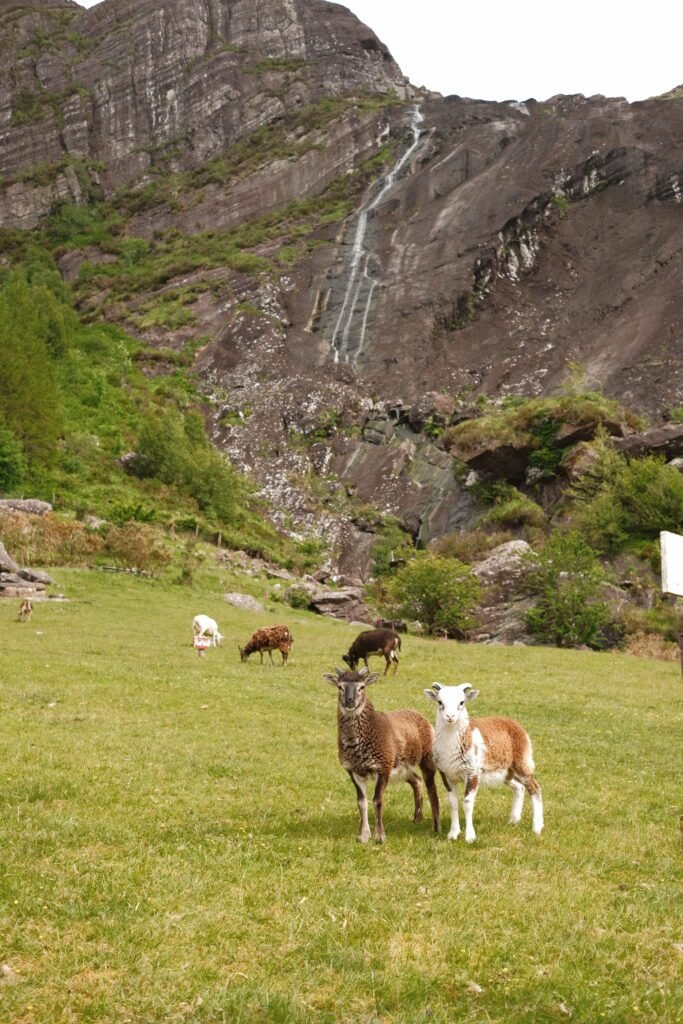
(424, 682, 543, 842)
(192, 614, 223, 647)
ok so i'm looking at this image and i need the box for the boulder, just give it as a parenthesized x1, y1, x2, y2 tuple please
(19, 568, 53, 586)
(0, 499, 52, 516)
(0, 541, 19, 574)
(223, 592, 265, 613)
(472, 540, 533, 595)
(285, 581, 373, 623)
(448, 441, 533, 484)
(471, 596, 537, 645)
(613, 424, 683, 460)
(407, 392, 456, 432)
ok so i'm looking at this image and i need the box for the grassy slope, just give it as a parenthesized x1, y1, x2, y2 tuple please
(0, 571, 681, 1024)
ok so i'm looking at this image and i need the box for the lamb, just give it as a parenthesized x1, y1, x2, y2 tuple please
(192, 614, 223, 647)
(342, 627, 401, 676)
(238, 625, 293, 666)
(18, 598, 33, 623)
(324, 667, 440, 843)
(424, 682, 543, 842)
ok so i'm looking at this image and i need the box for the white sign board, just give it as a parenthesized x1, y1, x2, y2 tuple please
(661, 531, 683, 596)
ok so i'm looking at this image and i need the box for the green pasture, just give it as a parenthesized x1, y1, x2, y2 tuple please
(0, 570, 681, 1023)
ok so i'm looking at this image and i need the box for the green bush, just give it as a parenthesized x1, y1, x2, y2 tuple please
(524, 531, 612, 649)
(573, 452, 683, 553)
(478, 483, 546, 530)
(387, 554, 481, 636)
(370, 517, 415, 577)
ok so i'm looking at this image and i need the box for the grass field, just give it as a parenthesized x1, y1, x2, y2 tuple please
(1, 569, 681, 1023)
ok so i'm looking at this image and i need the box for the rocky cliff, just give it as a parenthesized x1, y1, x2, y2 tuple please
(2, 0, 682, 574)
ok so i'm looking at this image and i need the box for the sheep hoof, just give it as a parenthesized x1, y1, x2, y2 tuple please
(358, 832, 371, 844)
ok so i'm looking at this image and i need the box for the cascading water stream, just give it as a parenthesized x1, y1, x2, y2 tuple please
(330, 105, 424, 365)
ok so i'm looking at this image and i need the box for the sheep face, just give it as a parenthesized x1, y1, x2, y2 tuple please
(424, 682, 480, 725)
(324, 668, 380, 713)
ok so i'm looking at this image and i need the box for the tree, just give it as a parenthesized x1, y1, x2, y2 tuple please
(0, 424, 26, 492)
(524, 531, 612, 649)
(0, 271, 64, 463)
(388, 554, 481, 636)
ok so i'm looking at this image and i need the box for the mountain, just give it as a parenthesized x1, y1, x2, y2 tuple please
(1, 0, 682, 576)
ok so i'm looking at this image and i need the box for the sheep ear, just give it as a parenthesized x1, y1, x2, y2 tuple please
(424, 688, 439, 702)
(323, 673, 342, 686)
(364, 673, 380, 686)
(463, 686, 480, 702)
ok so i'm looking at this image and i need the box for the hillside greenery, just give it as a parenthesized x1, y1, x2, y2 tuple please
(0, 247, 301, 566)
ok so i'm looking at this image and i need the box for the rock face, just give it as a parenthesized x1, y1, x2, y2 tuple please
(2, 0, 683, 575)
(0, 0, 407, 226)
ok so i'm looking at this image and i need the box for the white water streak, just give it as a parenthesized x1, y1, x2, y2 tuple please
(331, 105, 424, 364)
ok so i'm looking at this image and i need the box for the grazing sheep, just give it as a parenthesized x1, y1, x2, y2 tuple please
(238, 625, 293, 665)
(342, 627, 401, 676)
(18, 598, 33, 623)
(192, 614, 223, 647)
(324, 667, 439, 843)
(424, 682, 543, 842)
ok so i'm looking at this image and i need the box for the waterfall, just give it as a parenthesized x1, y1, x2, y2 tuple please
(330, 105, 424, 366)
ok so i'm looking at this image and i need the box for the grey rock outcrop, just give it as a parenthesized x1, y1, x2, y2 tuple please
(285, 580, 373, 623)
(223, 592, 265, 613)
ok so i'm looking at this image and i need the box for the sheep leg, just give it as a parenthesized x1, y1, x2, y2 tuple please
(525, 776, 544, 834)
(506, 777, 526, 825)
(421, 765, 440, 833)
(440, 771, 460, 840)
(267, 649, 275, 667)
(349, 771, 371, 843)
(406, 769, 423, 823)
(373, 773, 389, 843)
(463, 775, 479, 843)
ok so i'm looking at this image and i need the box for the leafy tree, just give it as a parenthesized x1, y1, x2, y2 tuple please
(0, 271, 64, 462)
(388, 554, 481, 635)
(134, 409, 245, 524)
(0, 424, 26, 492)
(524, 531, 612, 648)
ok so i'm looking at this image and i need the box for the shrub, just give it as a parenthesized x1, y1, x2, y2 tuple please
(0, 509, 101, 566)
(524, 531, 612, 649)
(285, 586, 312, 610)
(479, 485, 546, 530)
(370, 518, 415, 577)
(104, 523, 171, 576)
(431, 529, 513, 563)
(386, 554, 482, 636)
(573, 452, 683, 553)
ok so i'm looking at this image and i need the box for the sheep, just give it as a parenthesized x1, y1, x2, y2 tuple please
(18, 597, 33, 623)
(192, 614, 223, 647)
(342, 627, 401, 676)
(238, 625, 293, 666)
(424, 682, 543, 842)
(324, 667, 440, 843)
